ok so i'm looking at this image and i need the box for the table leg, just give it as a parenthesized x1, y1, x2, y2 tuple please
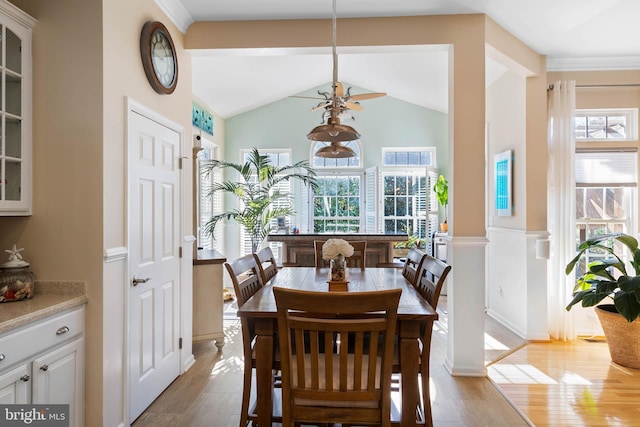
(399, 320, 420, 427)
(254, 318, 275, 426)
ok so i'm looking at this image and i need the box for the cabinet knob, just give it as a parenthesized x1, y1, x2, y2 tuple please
(20, 374, 29, 382)
(0, 353, 4, 361)
(40, 364, 49, 372)
(56, 326, 70, 335)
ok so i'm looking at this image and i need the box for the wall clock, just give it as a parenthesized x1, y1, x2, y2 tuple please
(140, 21, 178, 94)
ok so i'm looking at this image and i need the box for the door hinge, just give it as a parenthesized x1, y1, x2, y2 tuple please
(179, 337, 183, 349)
(179, 246, 183, 258)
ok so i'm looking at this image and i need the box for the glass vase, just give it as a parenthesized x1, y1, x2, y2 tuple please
(330, 254, 347, 282)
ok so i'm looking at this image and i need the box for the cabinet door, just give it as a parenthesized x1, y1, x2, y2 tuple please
(0, 363, 30, 404)
(0, 4, 35, 215)
(32, 337, 84, 427)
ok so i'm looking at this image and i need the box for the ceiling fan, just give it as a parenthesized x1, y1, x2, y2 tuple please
(294, 0, 386, 117)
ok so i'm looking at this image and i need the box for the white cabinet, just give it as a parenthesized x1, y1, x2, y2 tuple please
(0, 307, 85, 427)
(0, 1, 35, 215)
(0, 363, 29, 403)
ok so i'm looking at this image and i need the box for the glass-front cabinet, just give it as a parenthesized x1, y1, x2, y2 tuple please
(0, 1, 34, 215)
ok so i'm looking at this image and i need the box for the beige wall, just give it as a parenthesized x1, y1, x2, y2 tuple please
(6, 0, 194, 425)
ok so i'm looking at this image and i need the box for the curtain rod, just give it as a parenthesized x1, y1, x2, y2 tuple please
(548, 83, 640, 90)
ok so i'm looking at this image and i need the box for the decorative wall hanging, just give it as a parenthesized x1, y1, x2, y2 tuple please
(192, 102, 214, 135)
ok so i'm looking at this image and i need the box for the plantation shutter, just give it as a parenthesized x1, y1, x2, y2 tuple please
(365, 167, 379, 233)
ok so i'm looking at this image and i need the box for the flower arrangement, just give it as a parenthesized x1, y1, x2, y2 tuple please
(322, 239, 354, 260)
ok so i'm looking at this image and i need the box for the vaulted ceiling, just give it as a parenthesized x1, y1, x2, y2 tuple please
(158, 0, 640, 118)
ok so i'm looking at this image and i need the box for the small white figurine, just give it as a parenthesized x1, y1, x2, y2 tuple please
(3, 244, 29, 268)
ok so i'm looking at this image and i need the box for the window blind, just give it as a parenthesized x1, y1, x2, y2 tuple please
(575, 150, 637, 187)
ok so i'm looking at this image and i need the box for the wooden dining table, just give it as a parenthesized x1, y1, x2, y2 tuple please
(236, 266, 438, 427)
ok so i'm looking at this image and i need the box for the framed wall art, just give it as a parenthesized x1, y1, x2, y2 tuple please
(494, 149, 513, 216)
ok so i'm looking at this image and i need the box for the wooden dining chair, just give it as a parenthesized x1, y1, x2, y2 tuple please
(224, 254, 278, 426)
(274, 287, 401, 427)
(314, 240, 367, 269)
(401, 248, 427, 286)
(253, 246, 279, 284)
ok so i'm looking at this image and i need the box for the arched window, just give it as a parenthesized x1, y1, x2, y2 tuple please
(311, 140, 362, 168)
(310, 140, 363, 233)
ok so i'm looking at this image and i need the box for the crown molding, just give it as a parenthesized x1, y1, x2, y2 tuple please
(547, 56, 640, 72)
(155, 0, 193, 33)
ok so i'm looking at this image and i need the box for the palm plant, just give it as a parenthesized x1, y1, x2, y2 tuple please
(202, 148, 318, 252)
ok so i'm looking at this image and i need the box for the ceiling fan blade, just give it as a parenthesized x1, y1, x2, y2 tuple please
(310, 102, 331, 112)
(335, 82, 344, 98)
(349, 92, 387, 101)
(290, 95, 328, 100)
(344, 101, 363, 111)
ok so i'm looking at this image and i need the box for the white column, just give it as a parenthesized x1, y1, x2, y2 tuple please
(444, 236, 488, 376)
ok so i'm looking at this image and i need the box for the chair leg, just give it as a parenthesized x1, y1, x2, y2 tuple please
(421, 328, 435, 427)
(239, 359, 252, 427)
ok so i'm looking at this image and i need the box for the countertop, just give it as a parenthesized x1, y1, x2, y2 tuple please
(194, 249, 226, 265)
(0, 281, 88, 334)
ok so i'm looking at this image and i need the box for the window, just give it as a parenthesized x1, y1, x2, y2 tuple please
(575, 109, 637, 141)
(575, 150, 637, 274)
(379, 169, 439, 249)
(311, 141, 363, 233)
(312, 141, 361, 168)
(380, 148, 438, 248)
(196, 139, 222, 252)
(382, 148, 435, 167)
(313, 175, 362, 233)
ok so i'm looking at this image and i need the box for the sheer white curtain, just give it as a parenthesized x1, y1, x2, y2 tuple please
(547, 81, 577, 340)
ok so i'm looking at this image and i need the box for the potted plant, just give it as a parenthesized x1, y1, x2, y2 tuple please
(393, 234, 424, 259)
(202, 148, 318, 252)
(565, 233, 640, 369)
(433, 174, 448, 232)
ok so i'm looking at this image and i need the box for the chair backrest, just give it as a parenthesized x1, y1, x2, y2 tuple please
(274, 287, 401, 427)
(253, 246, 278, 284)
(414, 254, 452, 309)
(314, 240, 367, 269)
(224, 254, 263, 307)
(402, 248, 426, 286)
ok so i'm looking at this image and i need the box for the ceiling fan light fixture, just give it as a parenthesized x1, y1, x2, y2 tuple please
(315, 141, 356, 158)
(307, 115, 361, 142)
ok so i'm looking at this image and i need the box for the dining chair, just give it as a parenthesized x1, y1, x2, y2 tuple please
(274, 287, 401, 427)
(401, 248, 427, 286)
(395, 254, 451, 427)
(253, 246, 279, 284)
(314, 240, 367, 269)
(224, 254, 278, 426)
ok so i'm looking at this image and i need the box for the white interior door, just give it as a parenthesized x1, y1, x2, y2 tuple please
(128, 110, 181, 422)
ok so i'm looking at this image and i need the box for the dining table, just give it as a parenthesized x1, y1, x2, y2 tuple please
(236, 266, 438, 427)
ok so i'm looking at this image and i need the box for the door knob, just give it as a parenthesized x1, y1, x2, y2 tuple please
(132, 276, 151, 286)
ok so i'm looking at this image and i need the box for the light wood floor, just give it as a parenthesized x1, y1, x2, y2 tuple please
(488, 339, 640, 426)
(132, 296, 639, 427)
(133, 297, 529, 427)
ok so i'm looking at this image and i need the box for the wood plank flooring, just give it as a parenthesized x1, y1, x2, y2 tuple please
(488, 339, 640, 427)
(133, 297, 529, 427)
(132, 292, 640, 426)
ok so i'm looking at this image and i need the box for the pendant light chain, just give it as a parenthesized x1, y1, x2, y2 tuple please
(331, 0, 338, 112)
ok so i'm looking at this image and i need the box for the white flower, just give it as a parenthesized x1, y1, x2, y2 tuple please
(322, 238, 354, 260)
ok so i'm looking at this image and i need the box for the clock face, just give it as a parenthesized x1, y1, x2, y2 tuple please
(140, 21, 179, 94)
(151, 30, 176, 88)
